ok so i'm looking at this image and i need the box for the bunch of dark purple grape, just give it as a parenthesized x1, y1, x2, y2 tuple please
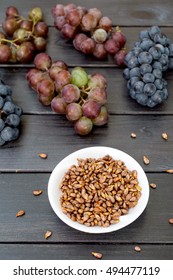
(0, 6, 48, 63)
(123, 26, 173, 107)
(0, 79, 22, 146)
(52, 3, 127, 66)
(26, 53, 108, 135)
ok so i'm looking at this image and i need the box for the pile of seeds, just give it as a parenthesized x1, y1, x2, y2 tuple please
(60, 155, 142, 227)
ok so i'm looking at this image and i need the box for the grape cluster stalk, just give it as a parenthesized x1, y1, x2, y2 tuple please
(0, 6, 48, 63)
(26, 53, 109, 135)
(52, 3, 127, 66)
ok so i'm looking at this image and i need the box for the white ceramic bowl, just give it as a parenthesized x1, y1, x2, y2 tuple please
(48, 146, 149, 233)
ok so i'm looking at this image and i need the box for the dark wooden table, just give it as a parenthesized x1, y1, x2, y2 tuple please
(0, 0, 173, 260)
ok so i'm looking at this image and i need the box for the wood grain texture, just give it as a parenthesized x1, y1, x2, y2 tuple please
(0, 244, 173, 260)
(0, 173, 172, 243)
(0, 115, 173, 172)
(0, 0, 173, 26)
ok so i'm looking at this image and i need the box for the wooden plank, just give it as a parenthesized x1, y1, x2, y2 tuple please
(0, 0, 173, 26)
(1, 67, 173, 115)
(0, 244, 172, 260)
(0, 115, 173, 172)
(0, 173, 173, 243)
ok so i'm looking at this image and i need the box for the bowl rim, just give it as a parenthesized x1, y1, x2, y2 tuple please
(48, 146, 150, 234)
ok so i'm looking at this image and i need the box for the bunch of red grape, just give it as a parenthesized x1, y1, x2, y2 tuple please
(0, 6, 48, 63)
(52, 3, 127, 66)
(26, 53, 109, 135)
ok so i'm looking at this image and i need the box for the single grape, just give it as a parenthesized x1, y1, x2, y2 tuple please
(61, 84, 80, 103)
(88, 73, 107, 89)
(65, 9, 81, 26)
(51, 4, 65, 17)
(92, 28, 107, 43)
(34, 22, 49, 38)
(82, 99, 101, 118)
(16, 43, 34, 63)
(54, 70, 71, 92)
(2, 18, 20, 36)
(6, 6, 19, 17)
(37, 78, 55, 99)
(13, 28, 29, 44)
(34, 53, 52, 70)
(104, 39, 120, 54)
(54, 16, 66, 30)
(74, 116, 93, 135)
(66, 103, 82, 121)
(99, 16, 112, 31)
(5, 113, 20, 127)
(51, 96, 67, 114)
(81, 13, 98, 31)
(93, 43, 107, 59)
(112, 28, 126, 48)
(114, 49, 127, 66)
(28, 71, 46, 90)
(29, 7, 43, 23)
(88, 8, 102, 21)
(80, 38, 95, 54)
(73, 33, 88, 51)
(20, 20, 33, 32)
(92, 106, 108, 126)
(61, 23, 76, 39)
(71, 67, 88, 88)
(34, 37, 47, 51)
(0, 45, 11, 63)
(88, 87, 107, 105)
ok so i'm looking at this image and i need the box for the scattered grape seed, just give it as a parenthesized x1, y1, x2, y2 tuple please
(165, 169, 173, 173)
(33, 190, 43, 196)
(16, 210, 25, 217)
(131, 132, 137, 138)
(150, 183, 157, 189)
(168, 218, 173, 224)
(143, 156, 150, 165)
(38, 153, 48, 159)
(45, 231, 52, 239)
(91, 252, 103, 259)
(134, 245, 141, 252)
(162, 132, 168, 140)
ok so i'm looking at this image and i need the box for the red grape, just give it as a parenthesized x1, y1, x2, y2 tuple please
(112, 28, 126, 48)
(114, 49, 127, 66)
(74, 116, 93, 135)
(6, 6, 19, 17)
(65, 9, 81, 26)
(73, 33, 88, 51)
(88, 8, 102, 21)
(61, 23, 76, 39)
(92, 106, 108, 126)
(66, 103, 82, 121)
(2, 18, 20, 36)
(81, 13, 98, 31)
(99, 16, 112, 31)
(54, 70, 71, 92)
(37, 78, 55, 100)
(82, 99, 101, 118)
(104, 39, 120, 54)
(34, 53, 52, 70)
(88, 73, 107, 89)
(51, 96, 67, 114)
(34, 22, 49, 38)
(93, 43, 107, 59)
(54, 16, 66, 30)
(20, 20, 33, 32)
(34, 37, 47, 51)
(0, 45, 12, 63)
(80, 38, 95, 54)
(16, 43, 34, 63)
(51, 4, 65, 17)
(88, 87, 107, 105)
(61, 84, 80, 103)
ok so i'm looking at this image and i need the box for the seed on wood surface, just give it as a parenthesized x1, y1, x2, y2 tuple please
(143, 156, 150, 165)
(91, 252, 103, 259)
(162, 132, 168, 140)
(45, 231, 52, 239)
(165, 169, 173, 173)
(168, 218, 173, 224)
(150, 183, 157, 189)
(38, 153, 48, 159)
(16, 210, 25, 217)
(131, 132, 137, 138)
(134, 245, 141, 252)
(33, 190, 43, 196)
